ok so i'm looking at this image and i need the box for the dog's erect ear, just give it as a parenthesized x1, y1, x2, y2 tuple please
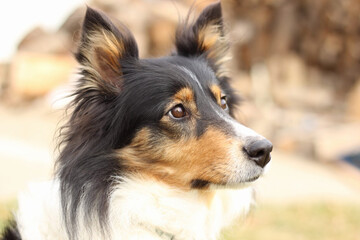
(76, 7, 138, 93)
(175, 2, 228, 77)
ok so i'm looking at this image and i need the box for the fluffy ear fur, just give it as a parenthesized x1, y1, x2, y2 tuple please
(175, 2, 229, 77)
(76, 7, 139, 94)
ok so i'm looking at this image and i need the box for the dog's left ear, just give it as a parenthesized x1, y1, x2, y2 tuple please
(175, 2, 228, 77)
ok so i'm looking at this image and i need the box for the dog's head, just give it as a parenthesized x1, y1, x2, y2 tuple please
(63, 2, 272, 189)
(58, 2, 272, 238)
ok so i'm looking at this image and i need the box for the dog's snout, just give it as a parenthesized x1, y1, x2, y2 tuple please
(243, 139, 273, 168)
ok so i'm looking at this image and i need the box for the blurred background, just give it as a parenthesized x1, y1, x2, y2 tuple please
(0, 0, 360, 239)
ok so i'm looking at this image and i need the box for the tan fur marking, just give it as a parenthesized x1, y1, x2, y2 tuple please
(88, 29, 124, 72)
(197, 23, 231, 78)
(199, 191, 216, 208)
(118, 126, 240, 190)
(198, 25, 221, 52)
(79, 27, 125, 89)
(210, 85, 222, 105)
(173, 87, 194, 103)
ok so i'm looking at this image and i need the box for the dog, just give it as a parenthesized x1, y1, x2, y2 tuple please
(1, 2, 272, 240)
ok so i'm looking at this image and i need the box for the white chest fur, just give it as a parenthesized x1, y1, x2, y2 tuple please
(16, 178, 254, 240)
(109, 178, 254, 240)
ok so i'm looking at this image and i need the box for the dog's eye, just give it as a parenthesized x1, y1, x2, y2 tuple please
(220, 96, 228, 110)
(169, 104, 187, 119)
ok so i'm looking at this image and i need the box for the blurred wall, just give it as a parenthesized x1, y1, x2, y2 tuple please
(0, 0, 359, 162)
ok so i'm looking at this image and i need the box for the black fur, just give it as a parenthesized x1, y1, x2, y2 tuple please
(190, 179, 210, 189)
(1, 221, 21, 240)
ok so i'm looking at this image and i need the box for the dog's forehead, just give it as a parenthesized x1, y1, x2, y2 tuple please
(172, 57, 218, 88)
(144, 56, 218, 90)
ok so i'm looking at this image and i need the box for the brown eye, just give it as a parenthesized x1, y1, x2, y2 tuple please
(220, 96, 228, 110)
(169, 104, 187, 119)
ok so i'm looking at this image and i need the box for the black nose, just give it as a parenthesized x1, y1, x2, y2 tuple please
(243, 139, 273, 168)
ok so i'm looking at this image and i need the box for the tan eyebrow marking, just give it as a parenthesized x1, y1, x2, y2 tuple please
(174, 87, 194, 103)
(210, 84, 222, 105)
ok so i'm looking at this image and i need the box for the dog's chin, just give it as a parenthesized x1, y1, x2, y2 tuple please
(209, 174, 262, 190)
(244, 174, 261, 183)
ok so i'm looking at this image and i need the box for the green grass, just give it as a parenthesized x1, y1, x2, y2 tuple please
(1, 201, 360, 239)
(222, 203, 360, 240)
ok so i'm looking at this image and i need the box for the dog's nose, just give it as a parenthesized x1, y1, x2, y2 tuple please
(243, 139, 273, 168)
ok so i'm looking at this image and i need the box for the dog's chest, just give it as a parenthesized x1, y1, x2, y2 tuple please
(16, 179, 254, 240)
(109, 178, 254, 240)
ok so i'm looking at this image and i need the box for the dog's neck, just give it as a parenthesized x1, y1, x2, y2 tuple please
(108, 177, 255, 240)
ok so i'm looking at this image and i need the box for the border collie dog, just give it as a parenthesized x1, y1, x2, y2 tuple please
(2, 2, 272, 240)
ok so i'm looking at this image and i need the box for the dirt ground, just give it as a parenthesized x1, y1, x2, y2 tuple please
(1, 100, 360, 204)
